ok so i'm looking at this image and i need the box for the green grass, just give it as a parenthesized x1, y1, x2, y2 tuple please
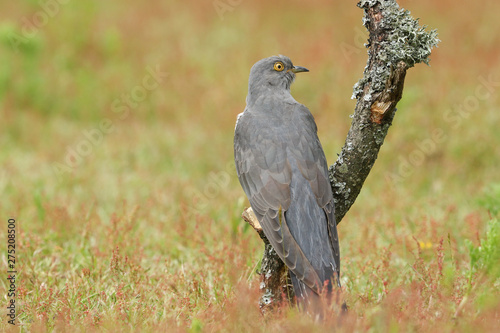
(1, 0, 500, 331)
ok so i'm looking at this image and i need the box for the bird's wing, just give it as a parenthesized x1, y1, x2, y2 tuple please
(234, 110, 323, 292)
(286, 104, 340, 283)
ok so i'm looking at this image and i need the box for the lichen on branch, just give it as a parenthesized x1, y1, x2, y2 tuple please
(353, 0, 440, 100)
(331, 0, 440, 224)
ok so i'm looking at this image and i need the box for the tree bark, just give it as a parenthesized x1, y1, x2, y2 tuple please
(243, 0, 439, 312)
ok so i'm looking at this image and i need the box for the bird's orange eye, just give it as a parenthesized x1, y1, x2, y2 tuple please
(273, 61, 285, 72)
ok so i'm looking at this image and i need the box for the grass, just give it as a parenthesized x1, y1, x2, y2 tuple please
(1, 0, 500, 331)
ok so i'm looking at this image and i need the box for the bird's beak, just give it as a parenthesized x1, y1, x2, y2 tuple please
(290, 66, 309, 73)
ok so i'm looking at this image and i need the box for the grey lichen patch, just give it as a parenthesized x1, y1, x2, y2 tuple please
(260, 289, 273, 308)
(265, 269, 272, 279)
(334, 181, 346, 194)
(352, 76, 369, 100)
(383, 9, 439, 68)
(338, 163, 349, 174)
(373, 124, 390, 145)
(358, 0, 381, 8)
(330, 177, 351, 205)
(353, 0, 439, 98)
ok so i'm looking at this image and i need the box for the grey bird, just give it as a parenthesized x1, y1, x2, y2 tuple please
(234, 55, 340, 311)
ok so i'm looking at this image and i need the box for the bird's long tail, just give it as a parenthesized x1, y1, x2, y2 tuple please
(290, 268, 343, 318)
(290, 272, 326, 318)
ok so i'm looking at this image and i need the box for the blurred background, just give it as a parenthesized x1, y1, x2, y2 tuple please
(1, 0, 499, 331)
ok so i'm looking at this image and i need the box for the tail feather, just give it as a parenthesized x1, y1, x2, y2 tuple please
(290, 268, 342, 318)
(290, 272, 325, 318)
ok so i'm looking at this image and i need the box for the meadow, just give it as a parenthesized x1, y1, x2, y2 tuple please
(0, 0, 499, 331)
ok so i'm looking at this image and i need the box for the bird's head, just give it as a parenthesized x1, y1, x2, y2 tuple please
(247, 55, 309, 97)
